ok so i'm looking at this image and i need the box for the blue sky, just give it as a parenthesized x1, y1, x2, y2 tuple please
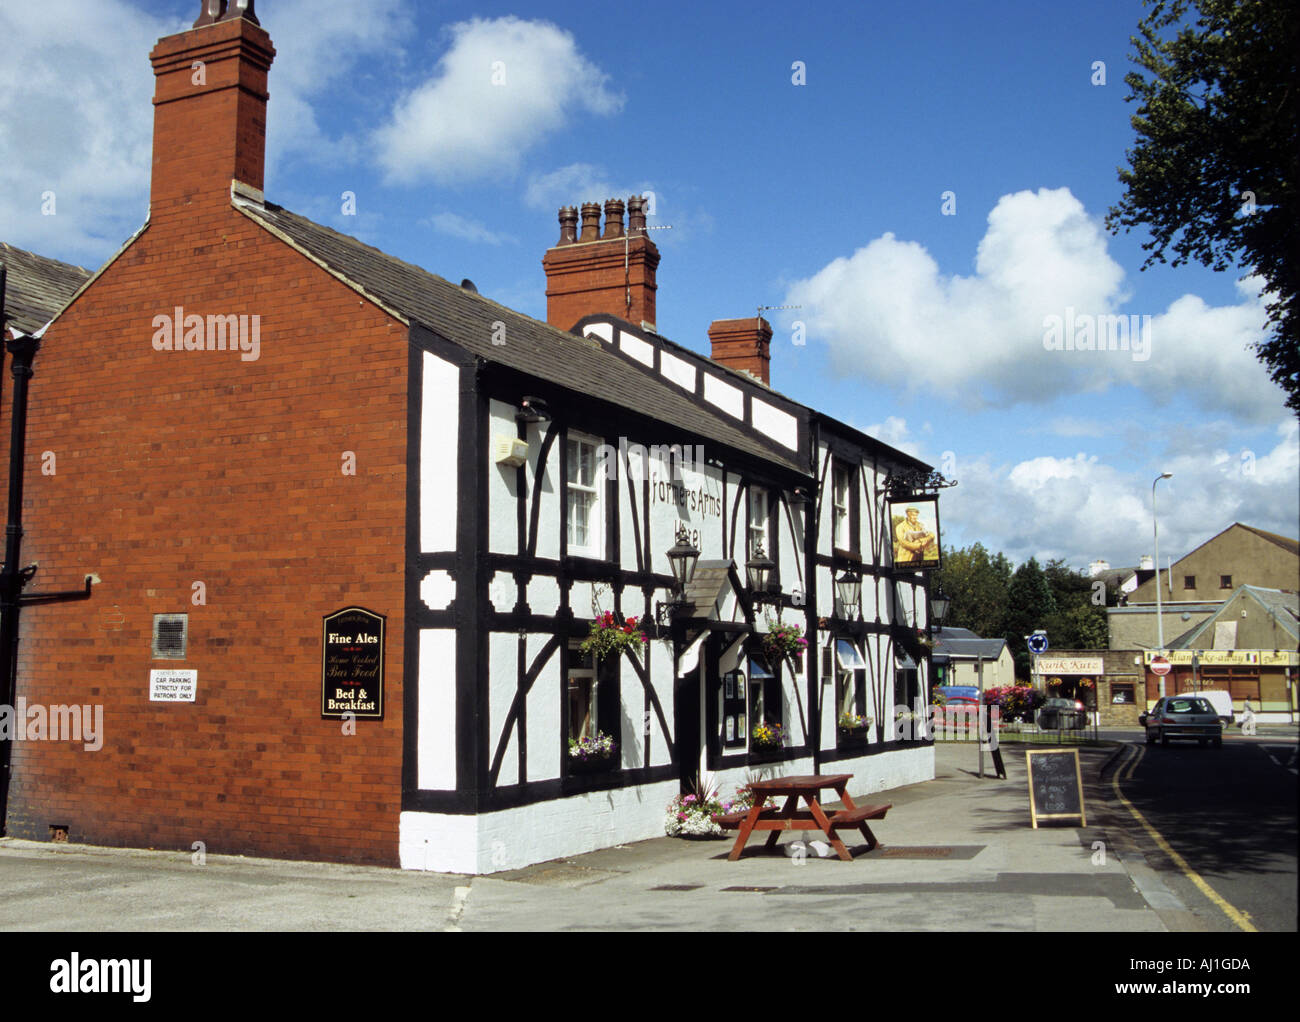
(2, 0, 1295, 573)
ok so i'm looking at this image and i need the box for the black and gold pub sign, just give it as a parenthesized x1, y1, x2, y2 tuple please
(321, 607, 386, 720)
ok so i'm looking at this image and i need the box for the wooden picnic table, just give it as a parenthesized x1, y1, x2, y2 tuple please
(712, 774, 891, 862)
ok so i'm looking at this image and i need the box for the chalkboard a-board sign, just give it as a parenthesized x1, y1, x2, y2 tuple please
(1025, 749, 1086, 827)
(322, 607, 386, 720)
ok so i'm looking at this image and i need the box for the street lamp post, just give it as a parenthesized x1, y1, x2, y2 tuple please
(1152, 472, 1173, 698)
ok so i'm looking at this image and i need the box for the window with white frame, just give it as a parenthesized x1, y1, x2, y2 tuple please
(834, 638, 867, 722)
(748, 486, 769, 559)
(832, 462, 851, 551)
(567, 647, 598, 742)
(566, 433, 602, 556)
(748, 654, 778, 729)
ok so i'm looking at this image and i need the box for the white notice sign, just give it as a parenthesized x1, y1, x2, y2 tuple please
(150, 669, 197, 702)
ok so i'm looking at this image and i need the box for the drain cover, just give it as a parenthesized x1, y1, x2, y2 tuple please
(650, 884, 704, 892)
(874, 845, 985, 860)
(721, 885, 778, 892)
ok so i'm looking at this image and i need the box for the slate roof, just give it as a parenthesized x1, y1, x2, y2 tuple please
(1238, 525, 1300, 557)
(1, 242, 93, 335)
(1171, 585, 1300, 649)
(236, 199, 808, 476)
(932, 638, 1007, 661)
(932, 627, 1007, 661)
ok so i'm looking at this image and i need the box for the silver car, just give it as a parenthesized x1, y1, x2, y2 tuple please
(1140, 696, 1223, 747)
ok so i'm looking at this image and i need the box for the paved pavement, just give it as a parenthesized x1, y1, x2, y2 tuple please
(1, 729, 1292, 931)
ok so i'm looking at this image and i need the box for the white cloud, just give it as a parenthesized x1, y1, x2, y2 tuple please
(0, 1, 178, 261)
(262, 0, 412, 170)
(373, 18, 623, 185)
(524, 163, 626, 211)
(936, 420, 1299, 570)
(861, 416, 922, 458)
(786, 188, 1283, 420)
(427, 211, 512, 246)
(0, 0, 411, 264)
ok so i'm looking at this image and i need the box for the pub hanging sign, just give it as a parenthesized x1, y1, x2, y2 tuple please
(322, 607, 386, 720)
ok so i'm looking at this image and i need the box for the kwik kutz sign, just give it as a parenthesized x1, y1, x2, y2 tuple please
(322, 607, 386, 720)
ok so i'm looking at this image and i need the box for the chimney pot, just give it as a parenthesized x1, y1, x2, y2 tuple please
(556, 206, 578, 246)
(602, 199, 625, 239)
(194, 0, 259, 28)
(579, 202, 602, 243)
(627, 196, 647, 236)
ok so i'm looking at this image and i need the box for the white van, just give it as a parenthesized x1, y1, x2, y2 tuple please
(1177, 689, 1233, 725)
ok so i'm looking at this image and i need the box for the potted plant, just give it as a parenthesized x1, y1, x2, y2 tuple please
(578, 611, 647, 664)
(568, 731, 617, 772)
(665, 776, 755, 838)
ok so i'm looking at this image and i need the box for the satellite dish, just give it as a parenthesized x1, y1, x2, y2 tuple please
(460, 279, 478, 293)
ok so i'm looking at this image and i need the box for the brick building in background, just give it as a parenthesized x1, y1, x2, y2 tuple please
(1, 1, 940, 872)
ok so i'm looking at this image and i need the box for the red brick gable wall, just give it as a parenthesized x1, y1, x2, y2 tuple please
(1, 203, 410, 867)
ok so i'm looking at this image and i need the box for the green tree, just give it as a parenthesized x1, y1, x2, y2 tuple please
(1043, 558, 1111, 649)
(1106, 0, 1299, 413)
(933, 543, 1011, 638)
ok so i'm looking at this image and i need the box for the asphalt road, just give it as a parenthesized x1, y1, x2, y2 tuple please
(1103, 731, 1297, 932)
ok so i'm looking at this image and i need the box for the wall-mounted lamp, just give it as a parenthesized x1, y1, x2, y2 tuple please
(655, 527, 701, 628)
(746, 543, 777, 607)
(516, 396, 552, 424)
(835, 569, 861, 620)
(928, 584, 951, 636)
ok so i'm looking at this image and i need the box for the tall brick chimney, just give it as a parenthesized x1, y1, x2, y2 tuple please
(149, 1, 275, 218)
(708, 317, 773, 385)
(542, 196, 660, 330)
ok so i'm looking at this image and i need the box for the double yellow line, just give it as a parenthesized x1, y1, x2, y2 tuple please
(1110, 744, 1257, 932)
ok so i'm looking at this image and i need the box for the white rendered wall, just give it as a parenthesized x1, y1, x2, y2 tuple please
(418, 628, 457, 790)
(488, 399, 520, 555)
(489, 633, 520, 787)
(527, 646, 561, 782)
(531, 423, 561, 560)
(420, 351, 459, 552)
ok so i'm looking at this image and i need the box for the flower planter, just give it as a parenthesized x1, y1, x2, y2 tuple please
(569, 755, 616, 775)
(748, 745, 785, 764)
(837, 726, 872, 747)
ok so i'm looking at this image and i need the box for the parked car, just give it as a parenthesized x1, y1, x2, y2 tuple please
(1036, 697, 1087, 730)
(1140, 696, 1223, 747)
(934, 695, 980, 728)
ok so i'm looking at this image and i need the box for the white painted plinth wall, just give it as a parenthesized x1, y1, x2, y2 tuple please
(398, 745, 933, 874)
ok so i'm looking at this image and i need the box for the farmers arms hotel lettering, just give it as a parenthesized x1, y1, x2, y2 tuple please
(322, 608, 386, 719)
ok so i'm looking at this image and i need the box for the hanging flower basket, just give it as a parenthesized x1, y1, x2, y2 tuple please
(578, 612, 647, 663)
(763, 619, 808, 666)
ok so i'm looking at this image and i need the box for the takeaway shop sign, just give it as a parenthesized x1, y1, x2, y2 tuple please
(321, 607, 386, 720)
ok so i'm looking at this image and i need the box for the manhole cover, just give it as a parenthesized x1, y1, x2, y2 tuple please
(650, 884, 703, 892)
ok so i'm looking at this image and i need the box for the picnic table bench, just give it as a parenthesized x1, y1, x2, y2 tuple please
(711, 774, 890, 861)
